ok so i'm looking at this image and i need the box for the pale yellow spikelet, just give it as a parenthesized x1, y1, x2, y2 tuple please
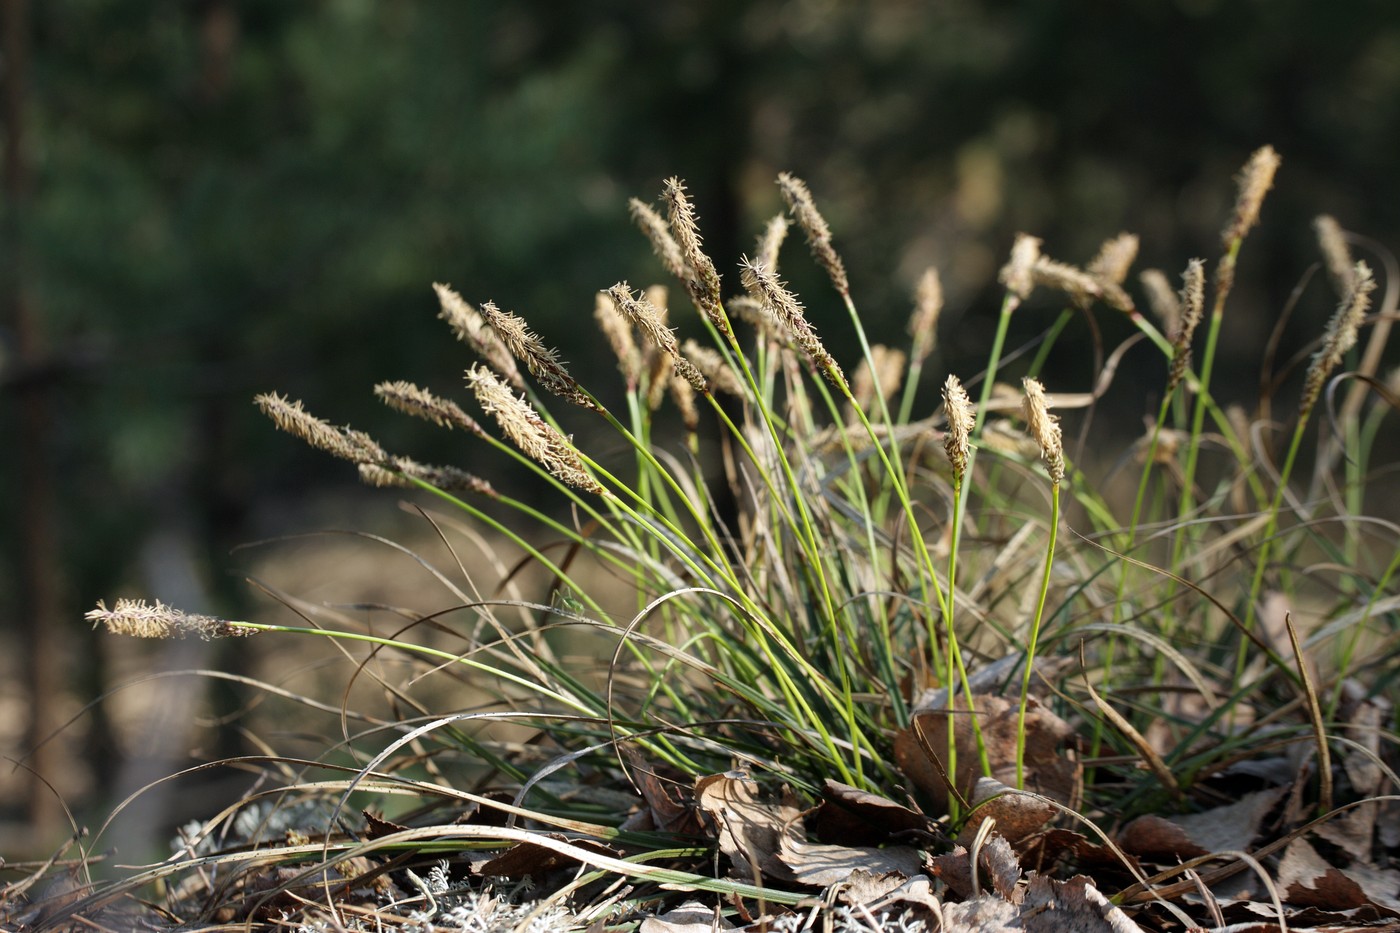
(999, 233, 1042, 302)
(682, 339, 744, 397)
(477, 301, 600, 411)
(669, 375, 700, 432)
(1031, 256, 1103, 309)
(594, 290, 642, 386)
(254, 392, 386, 464)
(465, 365, 606, 495)
(908, 267, 943, 364)
(359, 458, 497, 497)
(1314, 215, 1356, 298)
(850, 345, 907, 420)
(777, 172, 849, 294)
(433, 283, 525, 389)
(1166, 259, 1207, 394)
(1301, 260, 1377, 417)
(1223, 145, 1281, 245)
(374, 381, 486, 436)
(739, 257, 844, 387)
(754, 214, 791, 273)
(607, 283, 708, 393)
(1088, 233, 1140, 286)
(662, 177, 729, 336)
(1139, 269, 1181, 339)
(1022, 378, 1064, 485)
(942, 375, 974, 482)
(88, 598, 253, 639)
(629, 197, 689, 281)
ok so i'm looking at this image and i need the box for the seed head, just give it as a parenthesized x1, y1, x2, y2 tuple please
(433, 284, 525, 389)
(1301, 260, 1377, 418)
(1223, 145, 1281, 245)
(88, 598, 252, 639)
(1022, 378, 1064, 485)
(629, 197, 689, 281)
(908, 267, 943, 364)
(663, 177, 729, 336)
(1031, 256, 1103, 309)
(477, 301, 599, 411)
(942, 375, 974, 482)
(1166, 259, 1207, 394)
(594, 290, 643, 386)
(999, 234, 1042, 303)
(777, 172, 849, 295)
(754, 214, 791, 274)
(374, 381, 486, 436)
(682, 339, 744, 397)
(465, 365, 606, 495)
(255, 392, 386, 464)
(359, 458, 497, 497)
(1139, 269, 1181, 340)
(1313, 215, 1356, 298)
(607, 283, 708, 393)
(739, 257, 844, 387)
(850, 345, 907, 420)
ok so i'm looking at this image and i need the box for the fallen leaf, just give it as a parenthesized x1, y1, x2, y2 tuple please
(1118, 787, 1285, 861)
(958, 777, 1057, 846)
(775, 839, 922, 887)
(639, 900, 734, 933)
(1278, 838, 1368, 911)
(694, 771, 802, 882)
(813, 779, 932, 846)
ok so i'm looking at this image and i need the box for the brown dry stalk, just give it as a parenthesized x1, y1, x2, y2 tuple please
(999, 233, 1042, 303)
(1301, 259, 1377, 418)
(88, 598, 253, 639)
(476, 301, 599, 411)
(739, 257, 844, 386)
(374, 381, 486, 436)
(908, 267, 943, 364)
(1022, 378, 1064, 485)
(942, 375, 974, 482)
(359, 458, 497, 497)
(465, 365, 606, 495)
(628, 197, 689, 281)
(433, 283, 525, 389)
(255, 392, 386, 464)
(1139, 268, 1181, 339)
(594, 291, 642, 386)
(662, 177, 729, 337)
(607, 283, 708, 393)
(777, 172, 849, 295)
(1166, 259, 1207, 394)
(1313, 214, 1356, 297)
(1223, 145, 1281, 245)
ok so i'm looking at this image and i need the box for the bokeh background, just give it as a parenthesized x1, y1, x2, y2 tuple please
(4, 0, 1399, 858)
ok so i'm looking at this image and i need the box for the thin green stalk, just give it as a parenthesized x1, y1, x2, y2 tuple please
(1017, 483, 1060, 787)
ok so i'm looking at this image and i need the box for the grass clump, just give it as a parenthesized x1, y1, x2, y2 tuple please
(30, 151, 1400, 930)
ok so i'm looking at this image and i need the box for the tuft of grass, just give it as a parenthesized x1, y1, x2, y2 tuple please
(63, 153, 1400, 929)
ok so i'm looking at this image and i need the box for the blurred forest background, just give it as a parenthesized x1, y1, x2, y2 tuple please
(3, 0, 1399, 859)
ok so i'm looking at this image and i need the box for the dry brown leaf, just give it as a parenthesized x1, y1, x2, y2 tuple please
(813, 779, 931, 846)
(959, 777, 1058, 846)
(775, 838, 922, 887)
(1279, 838, 1369, 911)
(1118, 787, 1285, 861)
(895, 694, 1078, 817)
(638, 901, 734, 933)
(939, 874, 1144, 932)
(623, 752, 703, 836)
(694, 771, 802, 882)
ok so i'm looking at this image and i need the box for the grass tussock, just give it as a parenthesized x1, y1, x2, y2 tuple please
(24, 148, 1400, 930)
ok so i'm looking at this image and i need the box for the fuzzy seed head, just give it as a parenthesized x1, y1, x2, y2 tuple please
(1088, 233, 1140, 287)
(628, 197, 689, 281)
(89, 598, 252, 639)
(466, 365, 606, 495)
(908, 267, 943, 364)
(1032, 256, 1103, 309)
(594, 291, 643, 386)
(1314, 215, 1356, 298)
(255, 392, 386, 464)
(1166, 259, 1207, 393)
(754, 214, 791, 274)
(851, 345, 907, 419)
(662, 177, 728, 335)
(777, 172, 849, 294)
(1223, 145, 1281, 245)
(359, 458, 497, 497)
(1302, 260, 1377, 417)
(1022, 378, 1064, 485)
(608, 283, 708, 393)
(477, 301, 599, 411)
(669, 374, 700, 432)
(999, 234, 1042, 301)
(433, 283, 525, 389)
(1139, 269, 1181, 339)
(374, 381, 485, 436)
(942, 375, 974, 482)
(739, 257, 844, 386)
(682, 339, 744, 397)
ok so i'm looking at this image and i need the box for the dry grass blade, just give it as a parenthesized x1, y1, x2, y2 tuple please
(1080, 647, 1182, 802)
(1285, 611, 1332, 815)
